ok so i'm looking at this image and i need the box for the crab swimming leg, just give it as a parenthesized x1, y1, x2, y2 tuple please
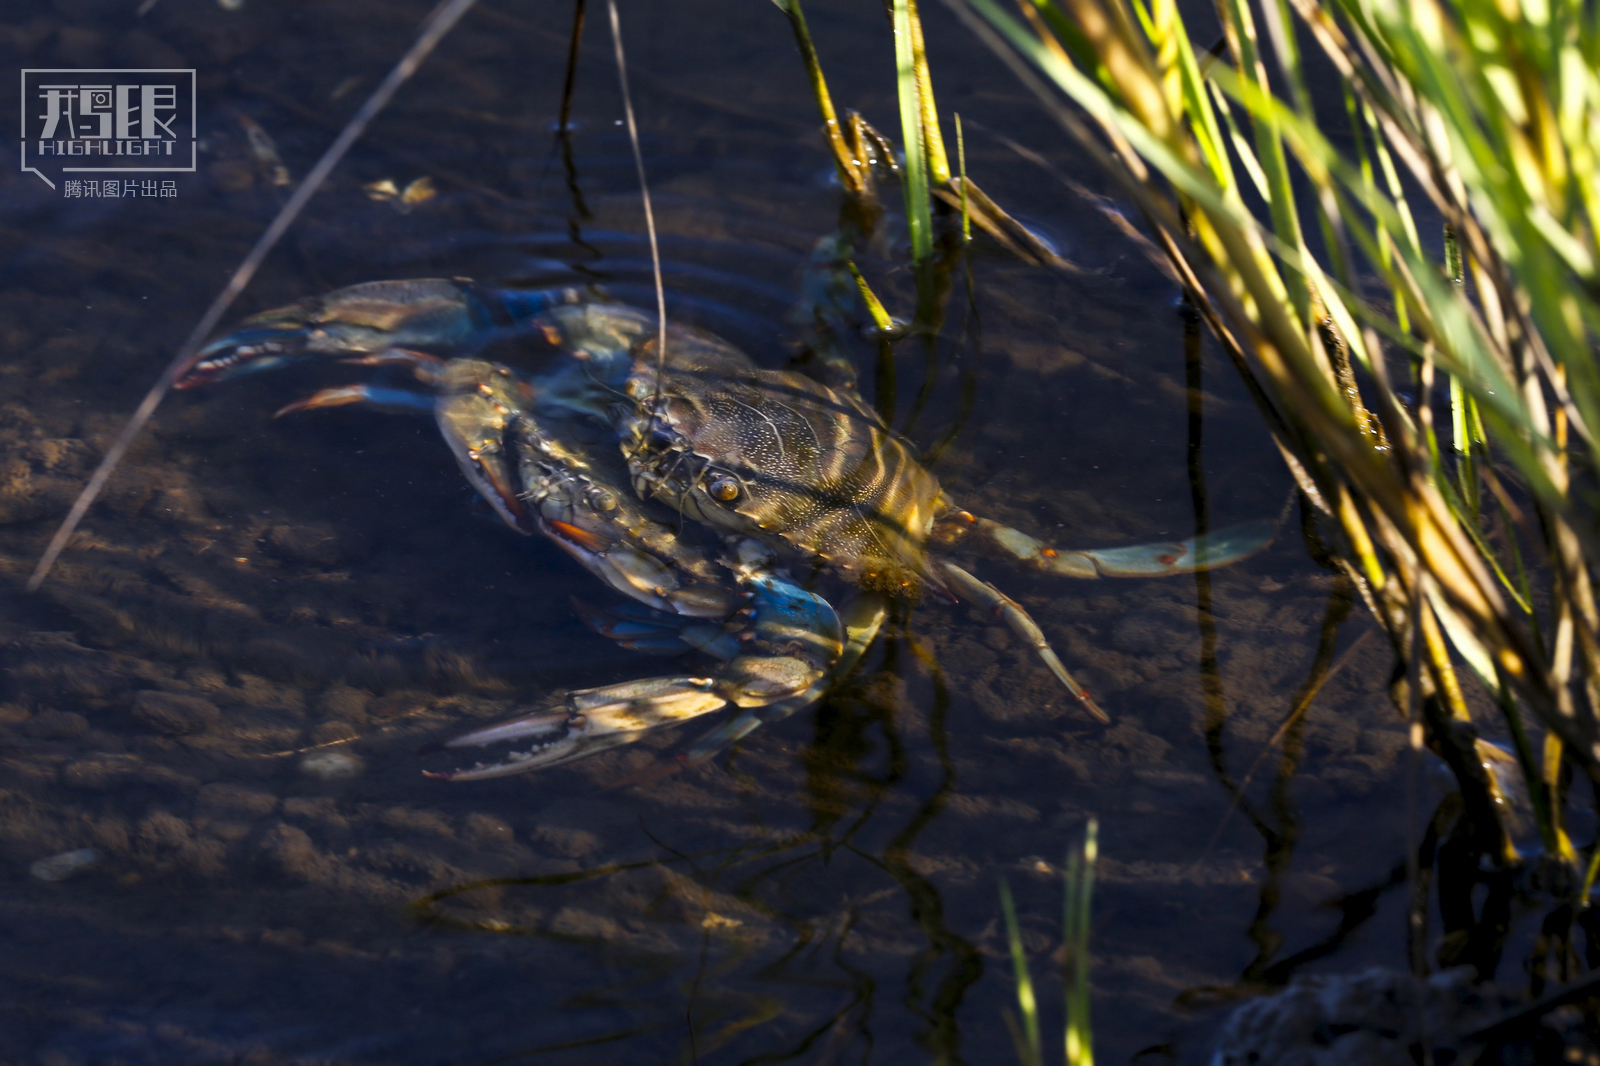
(932, 510, 1278, 578)
(421, 541, 846, 780)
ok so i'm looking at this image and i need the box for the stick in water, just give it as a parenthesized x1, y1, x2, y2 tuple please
(27, 0, 481, 592)
(604, 0, 668, 412)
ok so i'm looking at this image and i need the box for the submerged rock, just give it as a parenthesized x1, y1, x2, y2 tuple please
(300, 750, 363, 780)
(1211, 966, 1506, 1066)
(131, 691, 221, 735)
(29, 847, 100, 882)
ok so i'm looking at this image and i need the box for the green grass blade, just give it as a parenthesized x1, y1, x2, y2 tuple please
(893, 0, 933, 262)
(956, 112, 972, 243)
(1583, 840, 1600, 903)
(847, 260, 895, 333)
(999, 879, 1042, 1066)
(1216, 0, 1312, 331)
(907, 0, 952, 183)
(1207, 79, 1271, 200)
(772, 0, 868, 200)
(1064, 818, 1097, 1066)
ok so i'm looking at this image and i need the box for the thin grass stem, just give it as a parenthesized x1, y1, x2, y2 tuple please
(605, 0, 668, 414)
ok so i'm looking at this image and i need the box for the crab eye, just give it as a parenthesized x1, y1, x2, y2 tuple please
(708, 475, 741, 503)
(586, 487, 618, 512)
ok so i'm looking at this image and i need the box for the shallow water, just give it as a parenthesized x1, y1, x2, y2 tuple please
(0, 2, 1455, 1063)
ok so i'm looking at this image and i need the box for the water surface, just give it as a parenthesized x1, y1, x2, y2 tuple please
(0, 1, 1421, 1062)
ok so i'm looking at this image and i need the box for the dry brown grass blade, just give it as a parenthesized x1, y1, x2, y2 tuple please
(934, 178, 1080, 270)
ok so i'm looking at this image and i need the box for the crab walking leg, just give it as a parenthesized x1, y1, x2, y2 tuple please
(681, 592, 890, 766)
(934, 512, 1277, 578)
(421, 545, 845, 780)
(273, 384, 440, 417)
(936, 561, 1110, 724)
(337, 348, 447, 378)
(572, 599, 743, 658)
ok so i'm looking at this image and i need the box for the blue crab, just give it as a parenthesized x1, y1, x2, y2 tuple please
(178, 277, 1273, 779)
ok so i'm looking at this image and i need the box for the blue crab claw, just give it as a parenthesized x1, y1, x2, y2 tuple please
(179, 325, 310, 387)
(423, 543, 847, 780)
(421, 678, 728, 780)
(177, 279, 592, 389)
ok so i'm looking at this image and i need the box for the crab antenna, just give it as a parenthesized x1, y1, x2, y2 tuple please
(605, 0, 669, 420)
(26, 0, 482, 593)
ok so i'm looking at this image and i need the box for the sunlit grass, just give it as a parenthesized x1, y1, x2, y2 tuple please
(1000, 819, 1097, 1066)
(942, 0, 1600, 883)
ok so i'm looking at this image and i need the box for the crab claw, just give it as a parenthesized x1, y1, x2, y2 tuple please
(423, 544, 848, 781)
(421, 678, 728, 780)
(178, 279, 594, 390)
(179, 325, 306, 388)
(178, 280, 481, 388)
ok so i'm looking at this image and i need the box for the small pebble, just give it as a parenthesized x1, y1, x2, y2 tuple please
(300, 751, 363, 780)
(30, 848, 100, 882)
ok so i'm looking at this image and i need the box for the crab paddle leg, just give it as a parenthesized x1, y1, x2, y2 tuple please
(935, 512, 1277, 578)
(937, 560, 1110, 724)
(274, 384, 439, 417)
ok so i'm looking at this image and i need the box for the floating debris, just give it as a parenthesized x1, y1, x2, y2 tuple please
(300, 751, 363, 780)
(329, 76, 363, 102)
(363, 177, 437, 214)
(30, 848, 100, 883)
(234, 111, 290, 187)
